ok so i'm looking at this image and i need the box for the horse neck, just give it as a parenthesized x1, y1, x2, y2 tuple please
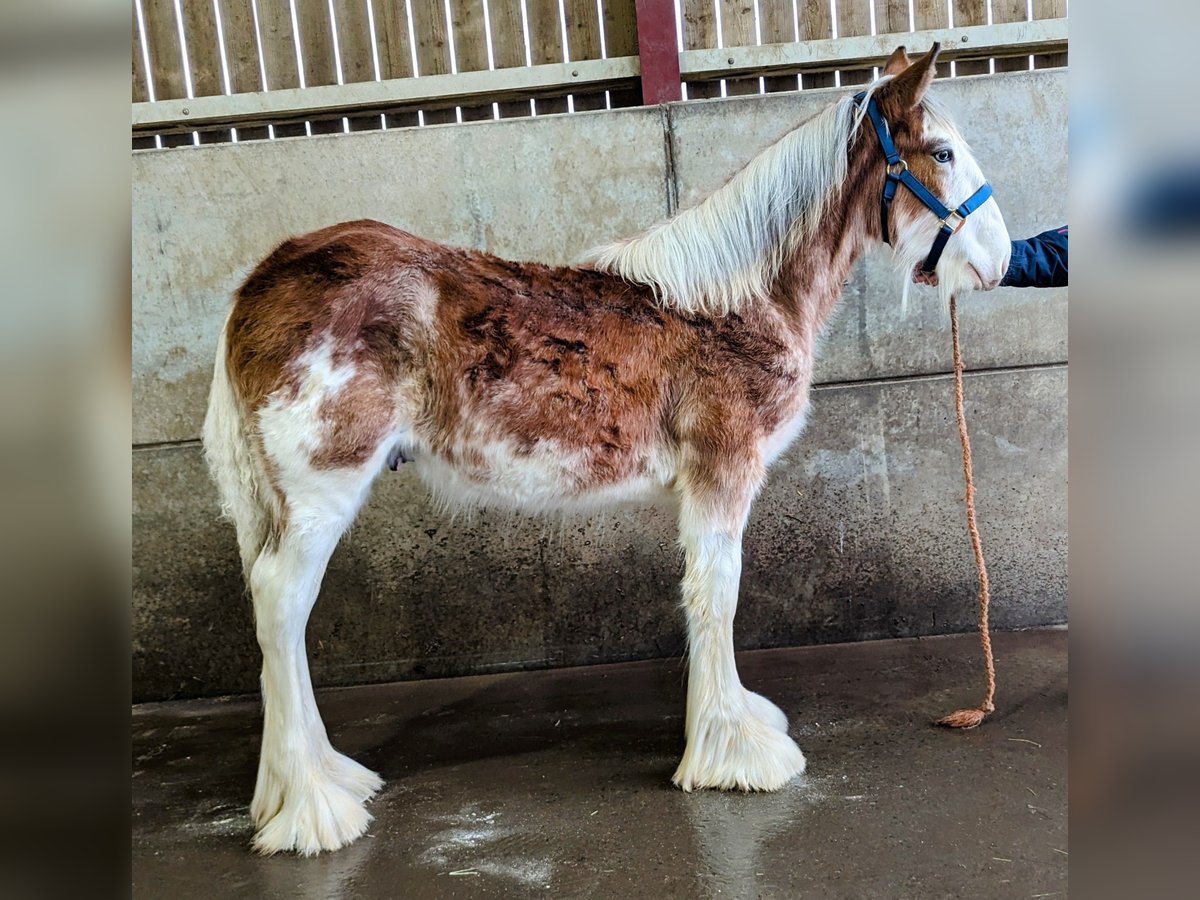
(769, 147, 879, 339)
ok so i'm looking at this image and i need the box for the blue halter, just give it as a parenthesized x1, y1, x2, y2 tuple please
(853, 91, 993, 275)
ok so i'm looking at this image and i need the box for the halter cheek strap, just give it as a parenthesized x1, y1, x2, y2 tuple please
(854, 92, 993, 275)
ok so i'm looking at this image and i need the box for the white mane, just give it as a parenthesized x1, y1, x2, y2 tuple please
(582, 92, 874, 316)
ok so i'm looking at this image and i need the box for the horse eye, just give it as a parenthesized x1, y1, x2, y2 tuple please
(933, 148, 954, 164)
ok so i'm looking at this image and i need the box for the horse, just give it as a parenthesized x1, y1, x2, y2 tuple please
(201, 43, 1010, 856)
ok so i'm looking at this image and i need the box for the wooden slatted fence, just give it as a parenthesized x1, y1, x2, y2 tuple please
(132, 0, 1066, 148)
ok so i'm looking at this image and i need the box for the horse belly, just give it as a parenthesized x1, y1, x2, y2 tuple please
(410, 435, 674, 514)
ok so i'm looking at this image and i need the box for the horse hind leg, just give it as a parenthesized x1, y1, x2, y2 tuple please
(247, 457, 387, 856)
(247, 370, 399, 855)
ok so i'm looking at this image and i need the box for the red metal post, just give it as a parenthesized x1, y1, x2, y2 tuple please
(634, 0, 682, 105)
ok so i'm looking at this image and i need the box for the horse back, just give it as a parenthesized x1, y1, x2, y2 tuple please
(222, 220, 807, 504)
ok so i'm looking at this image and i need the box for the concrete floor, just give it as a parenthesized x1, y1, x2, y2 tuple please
(132, 630, 1067, 898)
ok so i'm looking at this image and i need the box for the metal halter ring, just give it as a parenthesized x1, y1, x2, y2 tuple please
(887, 159, 909, 177)
(941, 210, 965, 233)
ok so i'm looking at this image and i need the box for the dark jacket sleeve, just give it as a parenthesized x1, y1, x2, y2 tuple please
(1001, 226, 1068, 288)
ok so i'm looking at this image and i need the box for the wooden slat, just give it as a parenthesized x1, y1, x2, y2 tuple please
(952, 0, 988, 75)
(376, 0, 415, 79)
(180, 1, 232, 142)
(872, 0, 909, 35)
(450, 0, 491, 100)
(564, 0, 607, 111)
(141, 0, 186, 100)
(835, 0, 873, 86)
(719, 0, 759, 97)
(759, 0, 798, 94)
(216, 1, 264, 92)
(564, 0, 604, 58)
(335, 0, 377, 84)
(872, 0, 912, 82)
(449, 0, 494, 121)
(133, 6, 150, 103)
(374, 0, 420, 127)
(132, 7, 160, 151)
(489, 0, 530, 70)
(1032, 0, 1066, 69)
(681, 0, 715, 49)
(1032, 1, 1066, 17)
(255, 0, 302, 87)
(141, 0, 193, 146)
(526, 0, 568, 114)
(1034, 48, 1066, 70)
(488, 0, 533, 117)
(683, 0, 721, 99)
(294, 0, 340, 133)
(180, 1, 224, 96)
(295, 0, 338, 85)
(991, 0, 1029, 73)
(409, 0, 457, 123)
(255, 0, 306, 135)
(913, 0, 951, 78)
(214, 1, 270, 140)
(195, 124, 240, 143)
(913, 0, 947, 29)
(604, 0, 643, 107)
(331, 0, 381, 131)
(798, 0, 834, 89)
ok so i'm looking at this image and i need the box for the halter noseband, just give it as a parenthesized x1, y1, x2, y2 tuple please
(854, 91, 993, 275)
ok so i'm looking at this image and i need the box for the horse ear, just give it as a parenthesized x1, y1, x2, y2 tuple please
(882, 46, 910, 76)
(880, 42, 941, 111)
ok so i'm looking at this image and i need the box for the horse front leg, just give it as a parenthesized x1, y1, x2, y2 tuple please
(671, 453, 806, 792)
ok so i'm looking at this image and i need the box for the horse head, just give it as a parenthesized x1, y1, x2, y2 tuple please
(863, 44, 1012, 293)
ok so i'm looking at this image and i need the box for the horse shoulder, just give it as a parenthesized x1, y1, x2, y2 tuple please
(675, 308, 813, 460)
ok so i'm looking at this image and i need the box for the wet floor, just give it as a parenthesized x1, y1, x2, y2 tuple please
(132, 630, 1067, 898)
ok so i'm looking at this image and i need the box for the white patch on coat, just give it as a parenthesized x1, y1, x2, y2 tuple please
(257, 339, 393, 523)
(410, 415, 678, 516)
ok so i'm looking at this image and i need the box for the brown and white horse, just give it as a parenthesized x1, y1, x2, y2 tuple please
(203, 44, 1009, 855)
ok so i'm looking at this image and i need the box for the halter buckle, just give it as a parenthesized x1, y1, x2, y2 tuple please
(941, 210, 965, 233)
(887, 159, 908, 177)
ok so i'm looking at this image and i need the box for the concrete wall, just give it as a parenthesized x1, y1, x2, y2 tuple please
(133, 70, 1067, 701)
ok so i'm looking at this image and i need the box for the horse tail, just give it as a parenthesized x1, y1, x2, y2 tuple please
(202, 314, 276, 583)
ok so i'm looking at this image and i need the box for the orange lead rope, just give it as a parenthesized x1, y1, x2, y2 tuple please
(937, 295, 997, 729)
